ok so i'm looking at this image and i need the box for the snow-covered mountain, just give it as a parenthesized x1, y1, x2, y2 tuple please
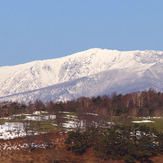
(0, 48, 163, 103)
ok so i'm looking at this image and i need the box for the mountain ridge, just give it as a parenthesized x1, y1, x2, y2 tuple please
(0, 48, 163, 103)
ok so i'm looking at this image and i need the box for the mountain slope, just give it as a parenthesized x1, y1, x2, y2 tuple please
(0, 48, 163, 103)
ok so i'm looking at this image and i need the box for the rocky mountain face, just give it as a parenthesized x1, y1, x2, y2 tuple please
(0, 48, 163, 103)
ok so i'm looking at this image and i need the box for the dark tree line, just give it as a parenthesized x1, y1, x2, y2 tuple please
(0, 88, 163, 118)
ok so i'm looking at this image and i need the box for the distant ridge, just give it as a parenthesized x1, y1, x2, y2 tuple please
(0, 48, 163, 103)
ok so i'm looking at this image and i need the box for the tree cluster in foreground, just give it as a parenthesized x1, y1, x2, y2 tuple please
(65, 124, 163, 163)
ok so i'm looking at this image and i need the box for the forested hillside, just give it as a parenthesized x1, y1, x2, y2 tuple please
(0, 89, 163, 162)
(1, 88, 163, 118)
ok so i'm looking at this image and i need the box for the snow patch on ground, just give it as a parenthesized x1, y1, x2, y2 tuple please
(132, 120, 155, 123)
(0, 122, 25, 139)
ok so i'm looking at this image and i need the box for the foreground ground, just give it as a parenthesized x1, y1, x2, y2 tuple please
(0, 112, 162, 162)
(0, 132, 123, 163)
(1, 145, 163, 163)
(0, 131, 162, 163)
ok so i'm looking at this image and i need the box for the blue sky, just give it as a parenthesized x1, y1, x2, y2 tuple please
(0, 0, 163, 66)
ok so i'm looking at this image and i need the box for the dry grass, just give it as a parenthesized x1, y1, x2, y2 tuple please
(0, 147, 126, 163)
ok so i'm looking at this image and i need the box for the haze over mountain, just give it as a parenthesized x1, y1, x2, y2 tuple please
(0, 48, 163, 103)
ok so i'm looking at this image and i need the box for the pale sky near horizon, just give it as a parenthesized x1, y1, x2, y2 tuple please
(0, 0, 163, 66)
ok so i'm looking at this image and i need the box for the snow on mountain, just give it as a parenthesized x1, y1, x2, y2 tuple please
(0, 48, 163, 103)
